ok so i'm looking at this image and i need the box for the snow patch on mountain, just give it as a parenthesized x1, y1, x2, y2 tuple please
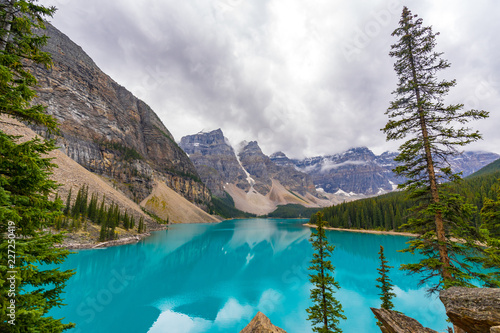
(320, 160, 369, 173)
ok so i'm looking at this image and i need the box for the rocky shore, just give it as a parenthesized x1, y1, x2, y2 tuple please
(303, 223, 417, 237)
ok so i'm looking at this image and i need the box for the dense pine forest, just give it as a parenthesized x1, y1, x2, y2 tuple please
(311, 158, 500, 231)
(57, 186, 146, 241)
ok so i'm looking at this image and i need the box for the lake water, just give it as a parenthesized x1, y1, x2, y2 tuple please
(49, 218, 449, 333)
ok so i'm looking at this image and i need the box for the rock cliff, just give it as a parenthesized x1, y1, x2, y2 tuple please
(32, 23, 211, 208)
(283, 148, 499, 195)
(179, 129, 249, 197)
(371, 308, 438, 333)
(238, 141, 317, 197)
(180, 130, 324, 215)
(239, 312, 287, 333)
(287, 147, 399, 195)
(372, 287, 500, 333)
(440, 287, 500, 333)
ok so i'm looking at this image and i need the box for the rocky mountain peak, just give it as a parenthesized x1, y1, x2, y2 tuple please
(238, 141, 264, 158)
(180, 128, 232, 156)
(180, 130, 249, 197)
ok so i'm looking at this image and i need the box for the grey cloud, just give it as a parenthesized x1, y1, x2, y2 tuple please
(44, 0, 500, 158)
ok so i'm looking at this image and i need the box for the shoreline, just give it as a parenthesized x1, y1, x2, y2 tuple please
(60, 233, 152, 250)
(302, 223, 417, 237)
(60, 218, 418, 250)
(58, 224, 170, 250)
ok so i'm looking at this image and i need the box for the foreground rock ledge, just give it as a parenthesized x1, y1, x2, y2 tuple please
(240, 312, 287, 333)
(371, 308, 438, 333)
(439, 287, 500, 333)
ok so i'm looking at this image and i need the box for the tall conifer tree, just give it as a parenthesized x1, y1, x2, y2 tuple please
(376, 246, 396, 310)
(0, 1, 74, 331)
(307, 212, 345, 333)
(475, 179, 500, 287)
(383, 6, 489, 292)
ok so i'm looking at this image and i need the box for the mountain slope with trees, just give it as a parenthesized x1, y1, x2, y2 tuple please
(312, 158, 500, 232)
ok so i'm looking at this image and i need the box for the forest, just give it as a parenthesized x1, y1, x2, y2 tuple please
(311, 158, 500, 232)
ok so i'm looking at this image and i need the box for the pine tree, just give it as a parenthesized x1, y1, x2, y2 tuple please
(99, 220, 107, 242)
(63, 188, 72, 216)
(376, 246, 396, 310)
(383, 6, 489, 292)
(0, 1, 75, 331)
(137, 216, 145, 233)
(307, 212, 346, 333)
(97, 196, 106, 224)
(130, 215, 135, 229)
(474, 179, 500, 287)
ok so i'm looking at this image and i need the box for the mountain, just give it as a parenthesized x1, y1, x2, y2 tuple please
(29, 23, 215, 219)
(313, 149, 500, 232)
(237, 141, 317, 197)
(278, 148, 500, 196)
(283, 147, 400, 195)
(12, 23, 222, 230)
(180, 130, 327, 215)
(179, 129, 249, 197)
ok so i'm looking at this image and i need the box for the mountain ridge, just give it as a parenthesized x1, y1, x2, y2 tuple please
(276, 148, 499, 195)
(31, 23, 214, 215)
(180, 129, 329, 215)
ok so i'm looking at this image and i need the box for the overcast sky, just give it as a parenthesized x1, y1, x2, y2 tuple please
(41, 0, 500, 158)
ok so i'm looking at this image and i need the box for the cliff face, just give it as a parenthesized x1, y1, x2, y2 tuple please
(33, 24, 210, 207)
(238, 141, 317, 197)
(288, 147, 398, 195)
(285, 148, 499, 195)
(179, 129, 249, 197)
(180, 131, 323, 215)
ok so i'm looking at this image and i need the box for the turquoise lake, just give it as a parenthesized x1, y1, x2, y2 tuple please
(49, 218, 449, 332)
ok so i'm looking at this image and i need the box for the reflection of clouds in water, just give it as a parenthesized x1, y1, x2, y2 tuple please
(336, 288, 379, 332)
(147, 310, 211, 333)
(393, 286, 447, 331)
(226, 219, 310, 254)
(148, 290, 285, 332)
(214, 298, 254, 327)
(227, 219, 276, 250)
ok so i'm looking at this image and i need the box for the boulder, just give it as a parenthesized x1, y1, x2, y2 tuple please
(240, 312, 287, 333)
(371, 308, 439, 333)
(439, 287, 500, 333)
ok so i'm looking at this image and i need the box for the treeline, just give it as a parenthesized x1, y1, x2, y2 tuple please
(265, 204, 321, 219)
(57, 185, 146, 241)
(312, 158, 500, 231)
(210, 193, 256, 218)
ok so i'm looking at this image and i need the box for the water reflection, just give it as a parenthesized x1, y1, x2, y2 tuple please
(48, 219, 448, 333)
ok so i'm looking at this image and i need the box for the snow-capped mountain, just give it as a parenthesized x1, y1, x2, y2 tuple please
(272, 148, 499, 195)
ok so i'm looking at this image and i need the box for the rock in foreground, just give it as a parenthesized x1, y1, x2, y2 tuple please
(371, 308, 438, 333)
(439, 287, 500, 333)
(240, 312, 287, 333)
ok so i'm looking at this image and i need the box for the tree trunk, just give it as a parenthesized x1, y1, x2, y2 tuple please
(320, 237, 328, 331)
(408, 42, 452, 282)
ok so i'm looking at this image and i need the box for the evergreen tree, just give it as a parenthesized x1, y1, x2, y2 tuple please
(0, 1, 76, 331)
(70, 186, 82, 218)
(383, 6, 489, 292)
(63, 188, 72, 215)
(0, 133, 75, 331)
(376, 246, 396, 310)
(99, 219, 107, 242)
(307, 212, 345, 333)
(130, 215, 135, 229)
(137, 216, 144, 233)
(475, 179, 500, 287)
